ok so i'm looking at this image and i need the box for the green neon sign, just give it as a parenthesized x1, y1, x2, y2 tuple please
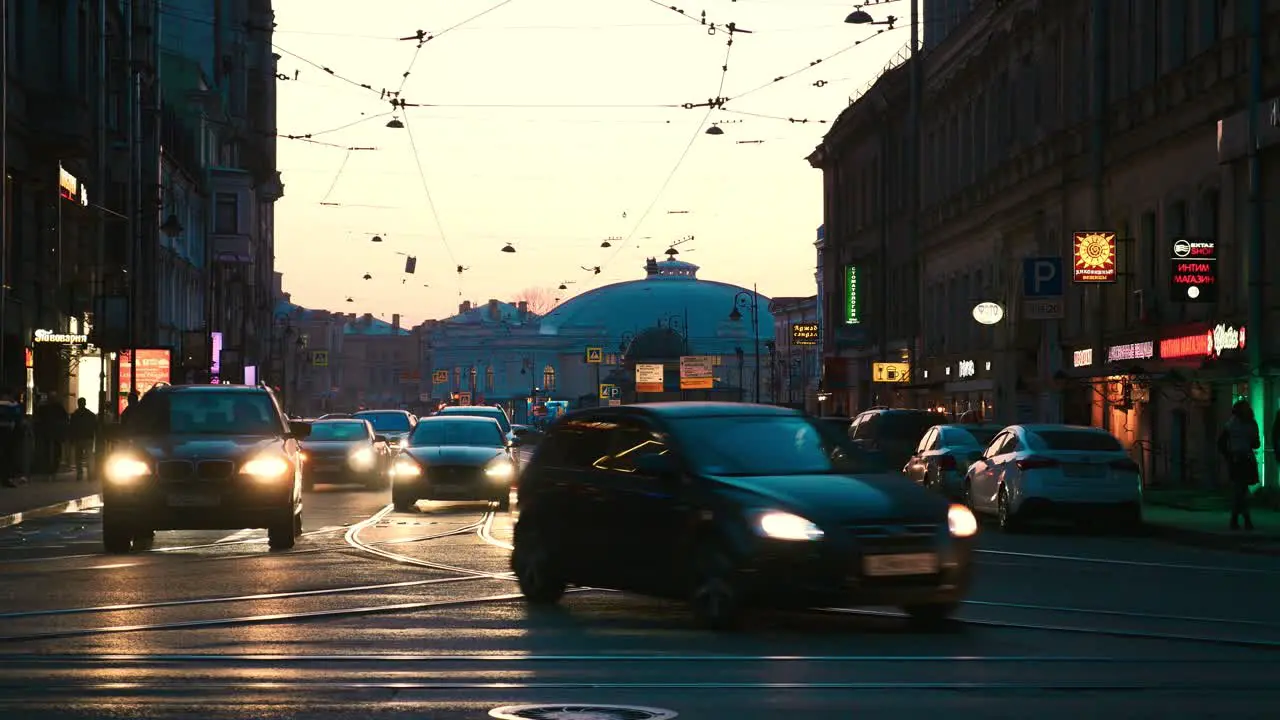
(844, 265, 862, 324)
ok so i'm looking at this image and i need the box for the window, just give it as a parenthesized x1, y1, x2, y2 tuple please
(214, 193, 238, 234)
(353, 411, 412, 432)
(542, 365, 556, 392)
(408, 419, 503, 448)
(596, 417, 669, 475)
(1034, 430, 1124, 452)
(309, 421, 371, 441)
(485, 366, 495, 392)
(916, 427, 938, 453)
(548, 418, 615, 468)
(130, 391, 283, 436)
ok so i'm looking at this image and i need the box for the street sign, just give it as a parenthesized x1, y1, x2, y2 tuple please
(584, 347, 603, 364)
(872, 362, 909, 383)
(1022, 257, 1064, 297)
(432, 369, 449, 384)
(457, 391, 472, 405)
(311, 350, 328, 367)
(1022, 298, 1065, 320)
(598, 383, 620, 400)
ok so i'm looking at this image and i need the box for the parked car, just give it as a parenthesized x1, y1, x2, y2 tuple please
(848, 408, 949, 473)
(904, 423, 1003, 499)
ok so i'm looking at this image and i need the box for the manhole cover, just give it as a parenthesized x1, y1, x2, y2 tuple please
(489, 704, 678, 720)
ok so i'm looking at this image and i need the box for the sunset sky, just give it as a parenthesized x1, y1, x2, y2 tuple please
(268, 0, 911, 324)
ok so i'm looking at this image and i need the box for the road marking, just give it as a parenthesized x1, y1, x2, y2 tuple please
(215, 529, 259, 544)
(974, 548, 1280, 575)
(0, 494, 102, 530)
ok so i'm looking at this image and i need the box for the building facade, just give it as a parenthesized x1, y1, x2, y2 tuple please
(769, 296, 822, 413)
(813, 0, 1280, 488)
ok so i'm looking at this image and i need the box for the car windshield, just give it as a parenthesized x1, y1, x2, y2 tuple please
(441, 408, 511, 433)
(408, 420, 504, 447)
(354, 412, 411, 432)
(944, 426, 999, 448)
(132, 391, 282, 436)
(1035, 430, 1124, 452)
(669, 415, 890, 476)
(880, 413, 947, 444)
(308, 421, 369, 441)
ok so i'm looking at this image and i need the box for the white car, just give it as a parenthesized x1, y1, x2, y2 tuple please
(962, 424, 1142, 531)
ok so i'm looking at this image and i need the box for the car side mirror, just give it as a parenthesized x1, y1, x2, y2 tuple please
(374, 434, 388, 443)
(289, 422, 311, 440)
(634, 453, 677, 478)
(509, 437, 522, 447)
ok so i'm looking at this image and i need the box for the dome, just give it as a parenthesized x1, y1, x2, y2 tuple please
(625, 327, 687, 361)
(539, 259, 776, 351)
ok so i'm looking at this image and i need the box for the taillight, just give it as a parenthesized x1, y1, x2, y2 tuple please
(1110, 458, 1140, 472)
(1016, 456, 1060, 470)
(937, 455, 957, 471)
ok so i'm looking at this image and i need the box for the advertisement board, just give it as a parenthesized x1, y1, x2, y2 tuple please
(1072, 231, 1117, 282)
(1169, 238, 1217, 303)
(118, 348, 172, 413)
(635, 363, 664, 393)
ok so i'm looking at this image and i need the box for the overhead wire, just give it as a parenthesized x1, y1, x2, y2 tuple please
(280, 112, 395, 141)
(400, 112, 460, 272)
(723, 26, 894, 104)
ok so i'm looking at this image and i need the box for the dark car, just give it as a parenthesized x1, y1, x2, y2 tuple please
(436, 405, 518, 452)
(390, 415, 519, 512)
(99, 385, 309, 553)
(511, 402, 977, 630)
(904, 423, 1004, 499)
(849, 408, 949, 472)
(353, 409, 416, 450)
(299, 419, 393, 491)
(511, 423, 546, 447)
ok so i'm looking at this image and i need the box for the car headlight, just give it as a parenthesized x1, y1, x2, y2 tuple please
(298, 451, 309, 462)
(948, 503, 979, 538)
(103, 455, 150, 484)
(349, 447, 376, 469)
(392, 458, 421, 479)
(755, 511, 824, 541)
(240, 455, 291, 481)
(485, 460, 515, 480)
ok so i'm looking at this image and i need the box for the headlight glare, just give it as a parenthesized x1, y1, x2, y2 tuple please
(756, 511, 824, 541)
(240, 455, 291, 481)
(349, 447, 376, 469)
(948, 503, 979, 538)
(485, 461, 515, 480)
(392, 458, 421, 478)
(103, 455, 150, 484)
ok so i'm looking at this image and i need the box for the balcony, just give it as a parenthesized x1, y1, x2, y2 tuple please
(212, 234, 253, 264)
(29, 89, 93, 159)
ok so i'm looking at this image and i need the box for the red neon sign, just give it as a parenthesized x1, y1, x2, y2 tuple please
(1160, 334, 1209, 359)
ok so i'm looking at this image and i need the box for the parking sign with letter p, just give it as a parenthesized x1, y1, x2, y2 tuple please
(1023, 257, 1064, 298)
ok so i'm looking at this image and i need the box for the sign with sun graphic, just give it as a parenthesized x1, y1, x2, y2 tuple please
(1072, 231, 1117, 283)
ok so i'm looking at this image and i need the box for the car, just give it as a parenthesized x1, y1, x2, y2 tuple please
(963, 424, 1142, 531)
(848, 408, 949, 471)
(904, 423, 1004, 499)
(436, 404, 517, 447)
(99, 384, 309, 553)
(511, 402, 977, 630)
(390, 415, 520, 512)
(299, 418, 393, 491)
(352, 409, 417, 450)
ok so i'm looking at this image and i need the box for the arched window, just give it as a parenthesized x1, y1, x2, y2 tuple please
(542, 365, 556, 392)
(469, 366, 478, 392)
(485, 366, 495, 392)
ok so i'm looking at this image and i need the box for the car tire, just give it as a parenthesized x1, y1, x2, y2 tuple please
(102, 513, 133, 554)
(268, 513, 298, 550)
(132, 529, 156, 550)
(496, 492, 511, 512)
(997, 487, 1020, 533)
(512, 524, 566, 605)
(903, 602, 959, 630)
(690, 541, 742, 631)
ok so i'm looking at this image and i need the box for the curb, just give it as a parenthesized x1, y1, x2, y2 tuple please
(1143, 522, 1280, 557)
(0, 494, 103, 530)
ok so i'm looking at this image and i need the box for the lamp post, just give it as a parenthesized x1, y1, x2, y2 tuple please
(729, 286, 761, 403)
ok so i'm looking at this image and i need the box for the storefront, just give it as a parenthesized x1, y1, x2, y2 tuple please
(916, 354, 997, 421)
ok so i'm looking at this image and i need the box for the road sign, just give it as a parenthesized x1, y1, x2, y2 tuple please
(1023, 298, 1065, 320)
(432, 369, 449, 384)
(1023, 257, 1064, 297)
(311, 350, 328, 367)
(584, 347, 603, 364)
(457, 392, 472, 406)
(598, 383, 620, 400)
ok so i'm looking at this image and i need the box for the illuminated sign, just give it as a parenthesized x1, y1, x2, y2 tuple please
(635, 363, 664, 393)
(872, 362, 909, 383)
(957, 360, 976, 378)
(1072, 231, 1117, 283)
(1107, 341, 1154, 363)
(32, 329, 88, 344)
(971, 302, 1004, 325)
(58, 164, 87, 206)
(1073, 348, 1094, 367)
(791, 323, 819, 345)
(1169, 238, 1217, 302)
(844, 265, 862, 324)
(1212, 324, 1245, 356)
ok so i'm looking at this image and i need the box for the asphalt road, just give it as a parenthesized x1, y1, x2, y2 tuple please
(0, 470, 1278, 719)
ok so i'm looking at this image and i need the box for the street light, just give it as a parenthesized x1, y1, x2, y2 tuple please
(728, 286, 761, 403)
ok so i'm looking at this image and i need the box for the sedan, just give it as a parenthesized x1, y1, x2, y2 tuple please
(390, 416, 519, 512)
(353, 409, 417, 451)
(512, 402, 977, 630)
(904, 423, 1003, 499)
(299, 419, 392, 491)
(963, 424, 1142, 531)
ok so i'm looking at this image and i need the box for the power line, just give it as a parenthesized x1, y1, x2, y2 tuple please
(395, 0, 522, 97)
(718, 108, 828, 124)
(724, 27, 894, 104)
(400, 113, 459, 268)
(280, 112, 394, 141)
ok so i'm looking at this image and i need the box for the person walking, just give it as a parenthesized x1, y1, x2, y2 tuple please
(1218, 399, 1260, 531)
(0, 389, 30, 488)
(32, 393, 69, 479)
(68, 398, 98, 481)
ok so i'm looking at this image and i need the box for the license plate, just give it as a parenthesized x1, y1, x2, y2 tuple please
(312, 463, 339, 472)
(1064, 463, 1105, 477)
(863, 553, 939, 577)
(168, 493, 221, 508)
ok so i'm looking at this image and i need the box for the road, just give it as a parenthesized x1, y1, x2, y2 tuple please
(0, 478, 1277, 719)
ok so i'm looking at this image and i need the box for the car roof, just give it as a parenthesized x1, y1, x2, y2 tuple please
(440, 405, 502, 412)
(938, 423, 1002, 430)
(313, 418, 366, 424)
(418, 414, 502, 425)
(151, 384, 270, 394)
(569, 402, 802, 421)
(1014, 424, 1109, 434)
(354, 409, 411, 415)
(861, 408, 946, 416)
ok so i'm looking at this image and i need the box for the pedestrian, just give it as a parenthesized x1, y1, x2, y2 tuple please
(0, 388, 30, 488)
(68, 398, 98, 481)
(32, 392, 69, 479)
(1217, 399, 1260, 531)
(119, 390, 141, 429)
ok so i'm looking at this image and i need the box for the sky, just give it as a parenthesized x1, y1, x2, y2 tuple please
(270, 0, 912, 324)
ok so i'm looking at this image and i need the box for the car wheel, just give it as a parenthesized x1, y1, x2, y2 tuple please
(690, 541, 742, 631)
(294, 512, 304, 538)
(496, 492, 511, 512)
(132, 529, 156, 550)
(102, 513, 133, 554)
(268, 513, 298, 550)
(997, 487, 1020, 533)
(512, 524, 566, 605)
(903, 602, 959, 630)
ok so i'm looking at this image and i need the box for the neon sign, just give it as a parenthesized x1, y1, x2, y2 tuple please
(1073, 348, 1094, 367)
(1107, 341, 1154, 363)
(1169, 238, 1217, 303)
(1159, 325, 1246, 359)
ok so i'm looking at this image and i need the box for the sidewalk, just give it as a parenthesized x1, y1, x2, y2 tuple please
(1143, 488, 1280, 556)
(0, 471, 102, 529)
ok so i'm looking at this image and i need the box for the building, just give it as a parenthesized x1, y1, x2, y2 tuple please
(769, 296, 822, 413)
(812, 0, 1280, 489)
(422, 257, 777, 422)
(338, 313, 419, 410)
